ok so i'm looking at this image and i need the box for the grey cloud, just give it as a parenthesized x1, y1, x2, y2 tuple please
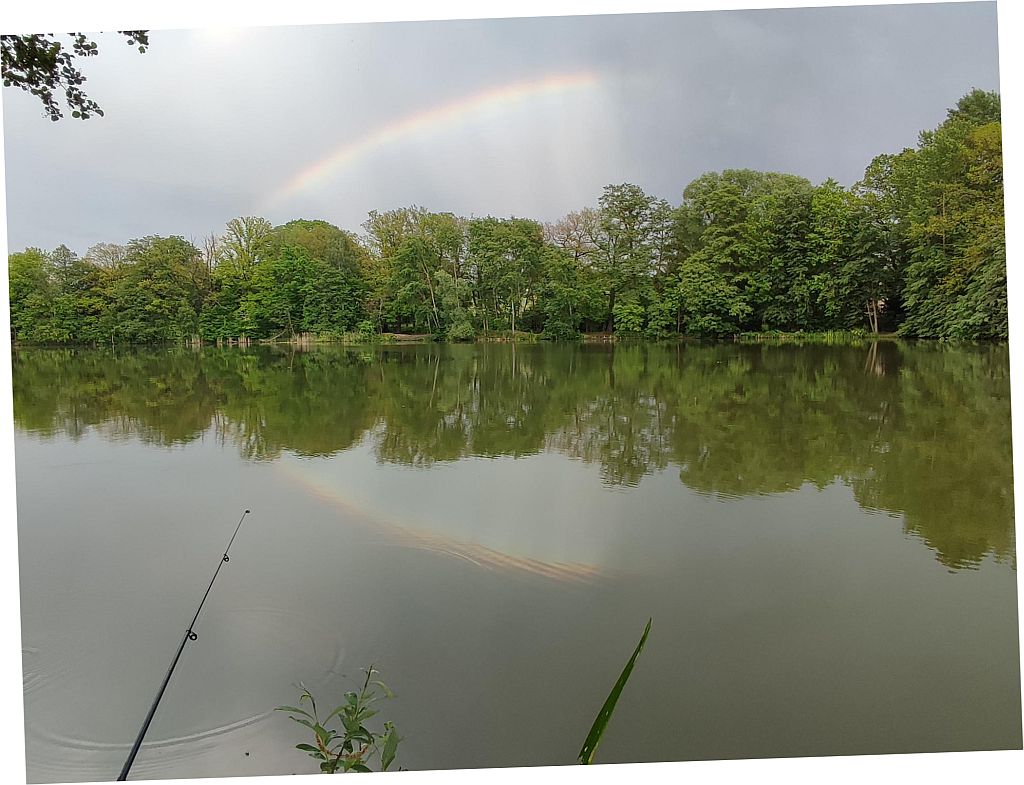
(2, 2, 1000, 254)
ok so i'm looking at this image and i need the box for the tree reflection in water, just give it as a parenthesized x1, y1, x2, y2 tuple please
(11, 340, 1014, 571)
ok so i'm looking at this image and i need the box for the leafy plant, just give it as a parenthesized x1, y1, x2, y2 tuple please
(578, 617, 652, 765)
(2, 31, 149, 121)
(276, 665, 400, 773)
(355, 320, 377, 341)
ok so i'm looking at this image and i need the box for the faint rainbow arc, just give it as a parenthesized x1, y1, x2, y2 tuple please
(274, 457, 604, 584)
(265, 71, 601, 207)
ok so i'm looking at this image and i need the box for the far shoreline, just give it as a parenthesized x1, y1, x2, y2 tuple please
(11, 331, 982, 350)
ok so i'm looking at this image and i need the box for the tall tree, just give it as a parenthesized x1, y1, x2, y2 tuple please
(221, 216, 273, 280)
(270, 219, 369, 275)
(107, 236, 205, 342)
(544, 208, 600, 266)
(469, 217, 545, 335)
(84, 242, 128, 269)
(594, 184, 663, 331)
(8, 248, 53, 341)
(897, 90, 1005, 338)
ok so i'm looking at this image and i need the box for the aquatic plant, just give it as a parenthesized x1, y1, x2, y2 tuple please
(276, 665, 400, 773)
(578, 617, 652, 764)
(278, 618, 652, 772)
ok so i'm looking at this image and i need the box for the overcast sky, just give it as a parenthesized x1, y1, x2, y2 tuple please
(1, 1, 1001, 255)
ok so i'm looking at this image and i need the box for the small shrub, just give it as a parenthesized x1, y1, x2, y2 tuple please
(277, 666, 400, 773)
(355, 320, 377, 341)
(447, 320, 476, 342)
(612, 301, 645, 335)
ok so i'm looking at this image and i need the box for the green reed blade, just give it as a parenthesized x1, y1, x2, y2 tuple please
(577, 617, 652, 765)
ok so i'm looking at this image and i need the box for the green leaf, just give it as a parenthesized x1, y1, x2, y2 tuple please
(294, 743, 319, 753)
(381, 725, 399, 771)
(298, 692, 317, 720)
(324, 706, 346, 724)
(372, 680, 395, 699)
(276, 705, 313, 718)
(577, 617, 652, 765)
(351, 763, 372, 772)
(313, 723, 331, 746)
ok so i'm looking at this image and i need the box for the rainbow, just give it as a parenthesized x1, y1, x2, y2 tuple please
(274, 456, 605, 584)
(265, 71, 601, 208)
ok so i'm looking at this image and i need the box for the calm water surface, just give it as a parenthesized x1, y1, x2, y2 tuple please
(12, 341, 1021, 781)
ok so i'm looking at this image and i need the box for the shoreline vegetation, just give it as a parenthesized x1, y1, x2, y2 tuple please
(1, 330, 931, 348)
(8, 91, 1005, 347)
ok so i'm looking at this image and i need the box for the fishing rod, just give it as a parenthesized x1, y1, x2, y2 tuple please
(117, 509, 251, 782)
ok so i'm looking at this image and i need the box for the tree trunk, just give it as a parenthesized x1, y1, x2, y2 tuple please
(866, 299, 879, 333)
(422, 262, 439, 329)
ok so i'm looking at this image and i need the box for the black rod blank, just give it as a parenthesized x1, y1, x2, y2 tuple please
(117, 509, 251, 781)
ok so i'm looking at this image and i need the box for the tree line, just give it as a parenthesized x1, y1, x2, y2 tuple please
(7, 90, 1005, 343)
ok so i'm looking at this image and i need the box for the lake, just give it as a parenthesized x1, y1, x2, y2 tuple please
(11, 340, 1021, 782)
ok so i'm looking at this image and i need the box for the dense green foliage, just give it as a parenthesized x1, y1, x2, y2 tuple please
(8, 91, 1005, 342)
(12, 341, 1014, 571)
